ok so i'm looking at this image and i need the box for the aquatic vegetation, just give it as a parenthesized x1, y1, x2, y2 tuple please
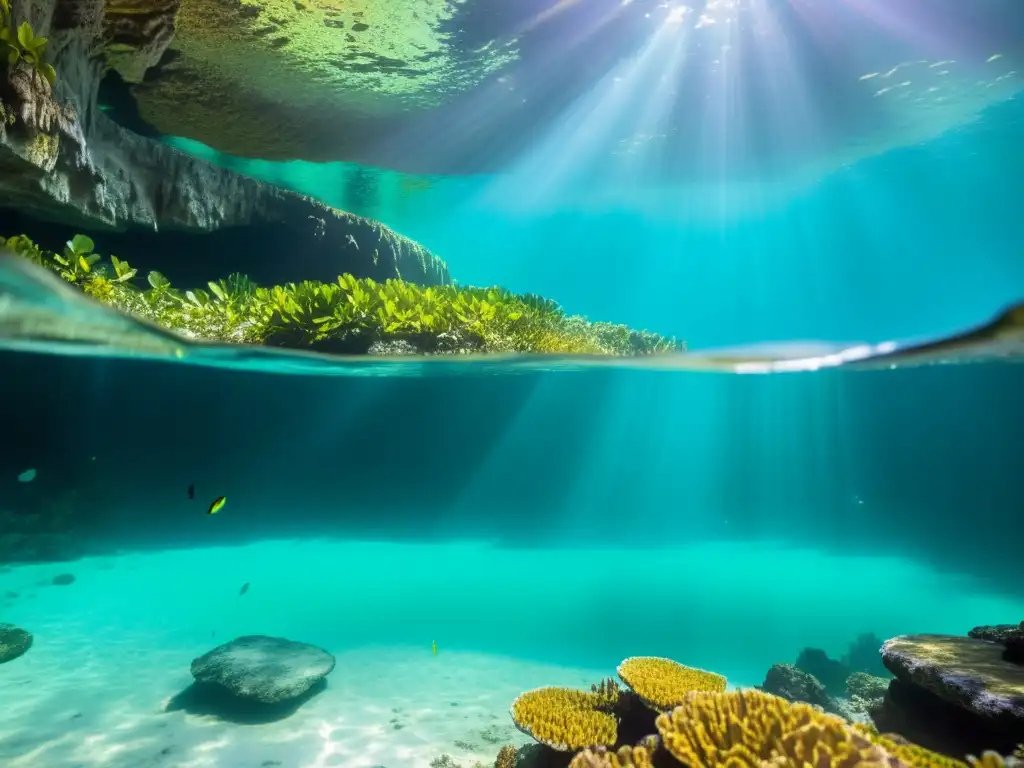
(0, 233, 683, 356)
(510, 686, 618, 751)
(0, 1, 57, 87)
(617, 656, 728, 711)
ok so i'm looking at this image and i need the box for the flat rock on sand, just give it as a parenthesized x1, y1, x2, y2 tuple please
(881, 634, 1024, 724)
(0, 623, 32, 663)
(191, 635, 336, 704)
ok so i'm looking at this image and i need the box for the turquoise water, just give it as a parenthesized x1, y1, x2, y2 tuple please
(3, 2, 1024, 767)
(2, 539, 1021, 766)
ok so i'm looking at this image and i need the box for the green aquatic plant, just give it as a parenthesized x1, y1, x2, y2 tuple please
(0, 4, 57, 87)
(0, 233, 684, 356)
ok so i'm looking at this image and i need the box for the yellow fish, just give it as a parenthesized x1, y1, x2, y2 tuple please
(432, 640, 437, 656)
(207, 496, 227, 515)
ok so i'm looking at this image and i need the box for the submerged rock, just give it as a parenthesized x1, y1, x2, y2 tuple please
(846, 671, 890, 703)
(877, 633, 1024, 756)
(795, 647, 850, 698)
(762, 663, 833, 709)
(190, 635, 335, 704)
(968, 621, 1024, 664)
(882, 634, 1024, 724)
(0, 623, 33, 663)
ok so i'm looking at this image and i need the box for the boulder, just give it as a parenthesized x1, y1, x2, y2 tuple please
(0, 623, 32, 663)
(878, 634, 1024, 756)
(0, 0, 449, 287)
(190, 635, 335, 704)
(762, 663, 833, 710)
(846, 671, 889, 703)
(795, 647, 850, 698)
(882, 634, 1024, 725)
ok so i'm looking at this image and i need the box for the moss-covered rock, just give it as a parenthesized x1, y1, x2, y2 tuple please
(881, 635, 1024, 725)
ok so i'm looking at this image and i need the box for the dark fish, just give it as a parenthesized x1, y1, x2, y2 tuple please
(188, 483, 195, 500)
(239, 582, 250, 596)
(207, 496, 226, 515)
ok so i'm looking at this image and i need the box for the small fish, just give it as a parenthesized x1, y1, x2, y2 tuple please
(345, 233, 359, 250)
(432, 640, 437, 656)
(207, 496, 227, 515)
(187, 483, 195, 500)
(239, 582, 250, 596)
(17, 468, 36, 483)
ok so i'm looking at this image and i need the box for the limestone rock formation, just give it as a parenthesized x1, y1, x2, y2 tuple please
(190, 635, 336, 704)
(127, 0, 518, 162)
(882, 634, 1024, 724)
(0, 0, 448, 286)
(0, 623, 32, 663)
(876, 633, 1024, 757)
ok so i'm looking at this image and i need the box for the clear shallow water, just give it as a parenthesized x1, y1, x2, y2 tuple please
(1, 539, 1021, 767)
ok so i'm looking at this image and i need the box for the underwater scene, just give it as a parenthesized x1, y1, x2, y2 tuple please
(1, 0, 1024, 766)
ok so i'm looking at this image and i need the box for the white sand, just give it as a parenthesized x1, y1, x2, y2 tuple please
(0, 635, 594, 768)
(2, 538, 1021, 767)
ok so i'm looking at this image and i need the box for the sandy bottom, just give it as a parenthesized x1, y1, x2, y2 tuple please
(2, 538, 1021, 767)
(0, 637, 593, 768)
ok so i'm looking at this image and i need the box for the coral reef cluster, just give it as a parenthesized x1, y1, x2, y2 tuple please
(1, 233, 683, 356)
(490, 636, 1023, 768)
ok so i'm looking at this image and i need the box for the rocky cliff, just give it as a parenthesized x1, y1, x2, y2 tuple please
(0, 0, 449, 286)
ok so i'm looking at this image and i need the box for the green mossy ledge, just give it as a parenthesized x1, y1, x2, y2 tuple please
(1, 234, 684, 357)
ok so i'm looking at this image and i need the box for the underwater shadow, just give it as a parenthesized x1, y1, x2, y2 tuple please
(164, 679, 327, 725)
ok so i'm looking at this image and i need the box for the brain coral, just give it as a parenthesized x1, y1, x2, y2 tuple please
(510, 687, 617, 752)
(617, 656, 727, 711)
(655, 689, 901, 768)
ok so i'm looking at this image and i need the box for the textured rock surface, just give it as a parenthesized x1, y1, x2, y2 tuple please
(969, 622, 1024, 664)
(881, 634, 1024, 726)
(762, 663, 833, 710)
(846, 671, 890, 702)
(0, 0, 448, 285)
(0, 623, 32, 663)
(191, 635, 336, 704)
(129, 0, 518, 161)
(795, 646, 851, 698)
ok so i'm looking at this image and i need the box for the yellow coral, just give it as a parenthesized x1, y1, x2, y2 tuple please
(570, 741, 657, 768)
(510, 687, 617, 752)
(853, 724, 1014, 768)
(655, 689, 899, 768)
(590, 678, 622, 710)
(494, 744, 517, 768)
(617, 656, 727, 711)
